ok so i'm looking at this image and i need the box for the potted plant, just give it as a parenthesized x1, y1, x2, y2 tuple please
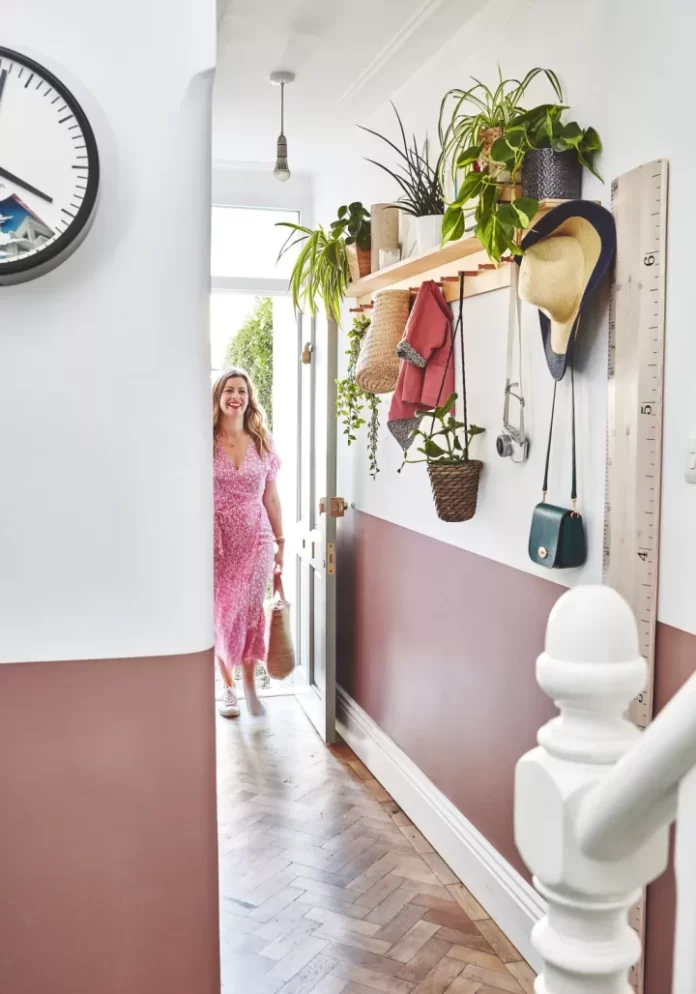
(402, 393, 485, 522)
(359, 103, 445, 253)
(276, 219, 351, 324)
(335, 314, 381, 479)
(500, 104, 602, 200)
(439, 69, 602, 262)
(331, 202, 372, 282)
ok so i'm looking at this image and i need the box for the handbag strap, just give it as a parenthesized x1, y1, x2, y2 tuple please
(503, 265, 525, 439)
(273, 570, 285, 601)
(542, 362, 577, 509)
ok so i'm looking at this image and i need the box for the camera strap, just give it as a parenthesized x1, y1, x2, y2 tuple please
(503, 264, 526, 442)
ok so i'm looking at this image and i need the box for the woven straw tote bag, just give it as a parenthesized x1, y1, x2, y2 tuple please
(355, 289, 410, 394)
(266, 574, 295, 680)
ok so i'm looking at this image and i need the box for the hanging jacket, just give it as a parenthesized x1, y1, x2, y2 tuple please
(387, 280, 454, 450)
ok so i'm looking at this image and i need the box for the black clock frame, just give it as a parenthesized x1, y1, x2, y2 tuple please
(0, 47, 100, 284)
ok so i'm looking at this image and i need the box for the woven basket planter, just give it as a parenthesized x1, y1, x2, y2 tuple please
(355, 289, 410, 394)
(427, 460, 483, 522)
(522, 148, 582, 201)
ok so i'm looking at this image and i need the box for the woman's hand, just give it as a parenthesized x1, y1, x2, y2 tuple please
(274, 542, 285, 573)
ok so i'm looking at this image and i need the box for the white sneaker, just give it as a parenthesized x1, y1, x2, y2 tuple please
(219, 686, 240, 718)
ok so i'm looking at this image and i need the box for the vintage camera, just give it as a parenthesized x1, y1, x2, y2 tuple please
(496, 380, 529, 463)
(496, 425, 529, 462)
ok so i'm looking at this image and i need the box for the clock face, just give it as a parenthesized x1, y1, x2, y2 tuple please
(0, 48, 100, 285)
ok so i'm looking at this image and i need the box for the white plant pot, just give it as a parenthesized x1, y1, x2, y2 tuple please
(415, 214, 444, 253)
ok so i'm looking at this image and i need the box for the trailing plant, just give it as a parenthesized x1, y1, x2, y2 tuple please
(276, 221, 350, 325)
(359, 103, 444, 217)
(438, 67, 563, 184)
(490, 103, 602, 179)
(335, 314, 381, 479)
(401, 393, 484, 468)
(439, 69, 601, 263)
(330, 202, 371, 251)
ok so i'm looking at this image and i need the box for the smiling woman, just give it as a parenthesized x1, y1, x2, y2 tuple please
(0, 47, 100, 285)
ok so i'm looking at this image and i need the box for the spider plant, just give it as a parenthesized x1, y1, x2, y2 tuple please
(438, 67, 563, 184)
(276, 222, 350, 325)
(359, 103, 444, 217)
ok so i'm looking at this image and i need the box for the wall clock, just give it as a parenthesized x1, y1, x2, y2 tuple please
(0, 47, 100, 286)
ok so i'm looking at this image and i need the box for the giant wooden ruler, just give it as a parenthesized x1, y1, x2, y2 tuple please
(603, 159, 668, 994)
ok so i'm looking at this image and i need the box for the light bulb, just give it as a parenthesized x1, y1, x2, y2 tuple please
(274, 134, 290, 182)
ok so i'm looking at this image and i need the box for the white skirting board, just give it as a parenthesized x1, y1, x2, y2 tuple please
(336, 687, 545, 973)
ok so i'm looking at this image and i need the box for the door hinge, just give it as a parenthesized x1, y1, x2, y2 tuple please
(327, 543, 336, 576)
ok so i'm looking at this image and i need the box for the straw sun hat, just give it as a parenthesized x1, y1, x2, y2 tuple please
(516, 200, 616, 380)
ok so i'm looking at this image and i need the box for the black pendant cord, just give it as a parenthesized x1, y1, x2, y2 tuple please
(542, 363, 578, 508)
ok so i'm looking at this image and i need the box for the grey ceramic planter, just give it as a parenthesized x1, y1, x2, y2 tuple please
(522, 148, 582, 201)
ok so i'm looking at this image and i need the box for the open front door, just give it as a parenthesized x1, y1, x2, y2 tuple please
(294, 310, 339, 742)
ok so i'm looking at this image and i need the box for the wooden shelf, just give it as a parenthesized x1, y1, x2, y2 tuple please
(347, 200, 568, 305)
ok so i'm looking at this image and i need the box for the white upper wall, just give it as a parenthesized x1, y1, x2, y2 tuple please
(314, 0, 696, 637)
(1, 0, 216, 662)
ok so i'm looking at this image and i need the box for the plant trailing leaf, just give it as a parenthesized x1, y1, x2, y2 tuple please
(335, 314, 381, 479)
(359, 103, 445, 218)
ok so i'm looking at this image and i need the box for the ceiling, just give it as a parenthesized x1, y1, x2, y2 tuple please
(213, 0, 484, 171)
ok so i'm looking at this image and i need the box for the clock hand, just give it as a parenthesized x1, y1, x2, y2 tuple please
(0, 70, 7, 103)
(0, 166, 53, 204)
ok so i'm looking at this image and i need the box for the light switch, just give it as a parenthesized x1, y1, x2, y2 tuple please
(687, 438, 696, 484)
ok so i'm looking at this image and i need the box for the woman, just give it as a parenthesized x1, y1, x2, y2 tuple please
(213, 368, 284, 717)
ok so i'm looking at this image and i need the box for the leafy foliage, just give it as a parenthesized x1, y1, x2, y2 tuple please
(335, 315, 381, 479)
(224, 297, 274, 426)
(438, 68, 602, 263)
(359, 103, 445, 218)
(330, 202, 371, 250)
(402, 393, 484, 467)
(276, 221, 351, 325)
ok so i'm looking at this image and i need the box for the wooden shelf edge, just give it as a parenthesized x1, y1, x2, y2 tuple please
(347, 198, 574, 300)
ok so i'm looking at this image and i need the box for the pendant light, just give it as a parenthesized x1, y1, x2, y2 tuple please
(270, 71, 295, 183)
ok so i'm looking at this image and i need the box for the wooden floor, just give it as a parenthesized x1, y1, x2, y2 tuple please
(217, 696, 536, 994)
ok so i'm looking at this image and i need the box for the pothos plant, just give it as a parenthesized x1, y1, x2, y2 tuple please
(439, 68, 601, 263)
(335, 314, 381, 480)
(400, 393, 484, 469)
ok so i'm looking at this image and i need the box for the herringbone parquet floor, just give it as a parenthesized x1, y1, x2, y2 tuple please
(217, 696, 536, 994)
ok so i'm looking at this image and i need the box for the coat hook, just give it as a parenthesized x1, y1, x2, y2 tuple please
(441, 275, 460, 282)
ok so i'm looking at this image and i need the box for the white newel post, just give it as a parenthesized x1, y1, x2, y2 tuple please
(514, 586, 670, 994)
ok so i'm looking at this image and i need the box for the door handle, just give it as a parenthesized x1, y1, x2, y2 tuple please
(319, 497, 348, 518)
(301, 342, 313, 364)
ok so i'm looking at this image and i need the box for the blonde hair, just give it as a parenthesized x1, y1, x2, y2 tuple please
(213, 368, 271, 457)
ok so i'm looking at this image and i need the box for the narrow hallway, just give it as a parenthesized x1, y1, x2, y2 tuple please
(217, 698, 535, 994)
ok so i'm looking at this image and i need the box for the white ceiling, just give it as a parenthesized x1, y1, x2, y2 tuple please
(213, 0, 485, 172)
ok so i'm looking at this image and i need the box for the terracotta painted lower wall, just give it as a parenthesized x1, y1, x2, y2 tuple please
(0, 649, 219, 994)
(337, 510, 695, 994)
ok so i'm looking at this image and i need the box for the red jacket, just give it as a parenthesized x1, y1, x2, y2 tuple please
(388, 281, 454, 429)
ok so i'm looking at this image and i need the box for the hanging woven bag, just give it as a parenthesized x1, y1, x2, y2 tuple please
(266, 574, 295, 680)
(355, 289, 410, 394)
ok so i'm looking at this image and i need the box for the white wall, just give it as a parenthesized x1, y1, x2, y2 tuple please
(213, 160, 314, 226)
(1, 0, 216, 662)
(314, 0, 696, 637)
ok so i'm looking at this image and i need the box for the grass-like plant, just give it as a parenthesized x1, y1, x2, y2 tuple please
(359, 103, 444, 217)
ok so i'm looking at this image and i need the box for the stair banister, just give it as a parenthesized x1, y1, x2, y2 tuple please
(514, 585, 694, 993)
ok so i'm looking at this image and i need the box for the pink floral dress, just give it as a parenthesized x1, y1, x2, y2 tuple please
(214, 438, 280, 668)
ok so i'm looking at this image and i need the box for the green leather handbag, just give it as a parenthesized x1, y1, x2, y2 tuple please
(529, 369, 587, 569)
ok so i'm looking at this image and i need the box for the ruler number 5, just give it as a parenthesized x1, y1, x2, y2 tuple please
(644, 254, 656, 266)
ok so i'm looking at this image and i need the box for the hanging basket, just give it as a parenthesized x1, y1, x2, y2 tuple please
(355, 289, 410, 394)
(427, 460, 482, 522)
